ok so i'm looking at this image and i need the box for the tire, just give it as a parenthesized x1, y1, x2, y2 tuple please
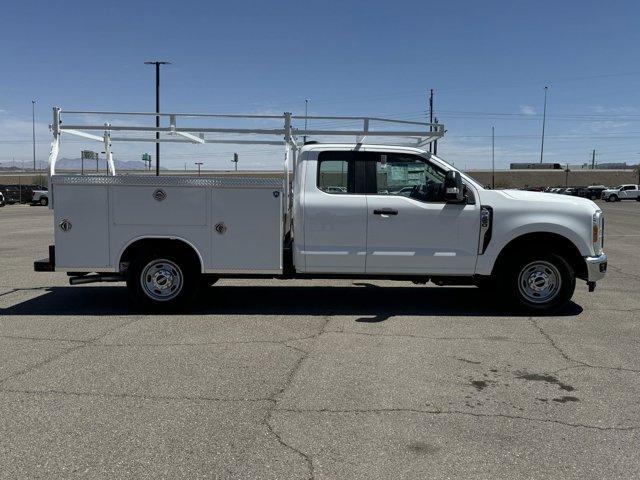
(611, 194, 619, 202)
(126, 251, 200, 311)
(498, 253, 575, 313)
(40, 197, 48, 206)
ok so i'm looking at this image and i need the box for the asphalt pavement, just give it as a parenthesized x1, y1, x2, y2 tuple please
(0, 201, 639, 479)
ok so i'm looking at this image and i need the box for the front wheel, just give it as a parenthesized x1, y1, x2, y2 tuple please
(611, 194, 619, 202)
(126, 252, 199, 311)
(39, 197, 48, 206)
(499, 254, 575, 313)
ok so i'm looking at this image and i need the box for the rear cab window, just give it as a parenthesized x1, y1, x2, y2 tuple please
(317, 151, 354, 194)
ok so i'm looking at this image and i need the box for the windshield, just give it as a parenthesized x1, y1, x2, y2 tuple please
(427, 153, 484, 191)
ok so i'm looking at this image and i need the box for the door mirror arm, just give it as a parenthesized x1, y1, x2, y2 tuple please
(444, 171, 465, 203)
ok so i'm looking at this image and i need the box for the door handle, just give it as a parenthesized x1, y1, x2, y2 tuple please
(373, 208, 398, 216)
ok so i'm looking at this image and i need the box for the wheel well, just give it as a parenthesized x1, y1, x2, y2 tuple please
(492, 232, 587, 280)
(119, 238, 203, 273)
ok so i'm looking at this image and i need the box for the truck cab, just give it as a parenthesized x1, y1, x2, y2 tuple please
(293, 145, 481, 276)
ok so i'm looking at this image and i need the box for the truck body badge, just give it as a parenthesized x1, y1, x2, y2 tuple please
(214, 222, 227, 234)
(59, 219, 72, 232)
(153, 189, 167, 201)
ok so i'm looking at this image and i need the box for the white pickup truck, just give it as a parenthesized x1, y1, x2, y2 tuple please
(601, 184, 640, 202)
(35, 108, 607, 312)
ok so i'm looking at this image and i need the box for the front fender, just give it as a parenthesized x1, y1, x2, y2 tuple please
(475, 217, 592, 276)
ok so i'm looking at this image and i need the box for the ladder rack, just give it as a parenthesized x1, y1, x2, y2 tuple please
(47, 107, 445, 176)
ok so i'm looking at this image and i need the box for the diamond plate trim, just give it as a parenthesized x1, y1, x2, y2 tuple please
(51, 175, 284, 189)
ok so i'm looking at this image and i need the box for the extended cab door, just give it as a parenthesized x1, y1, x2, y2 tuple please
(364, 151, 480, 275)
(301, 150, 368, 273)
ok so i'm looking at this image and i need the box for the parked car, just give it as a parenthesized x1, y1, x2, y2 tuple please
(0, 185, 21, 204)
(575, 186, 606, 200)
(601, 184, 640, 202)
(0, 184, 44, 204)
(0, 191, 5, 207)
(31, 189, 49, 206)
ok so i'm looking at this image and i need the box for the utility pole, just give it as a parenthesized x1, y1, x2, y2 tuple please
(32, 100, 37, 171)
(428, 89, 434, 153)
(539, 86, 548, 164)
(591, 149, 596, 169)
(303, 99, 309, 143)
(232, 153, 239, 171)
(492, 126, 495, 189)
(565, 163, 570, 187)
(144, 61, 171, 176)
(195, 162, 203, 177)
(433, 116, 439, 155)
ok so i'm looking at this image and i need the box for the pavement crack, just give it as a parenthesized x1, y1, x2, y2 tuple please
(608, 265, 640, 281)
(324, 329, 544, 345)
(275, 407, 636, 432)
(532, 319, 640, 374)
(529, 317, 583, 365)
(0, 316, 144, 385)
(0, 286, 50, 299)
(0, 387, 273, 403)
(261, 315, 331, 480)
(264, 415, 314, 480)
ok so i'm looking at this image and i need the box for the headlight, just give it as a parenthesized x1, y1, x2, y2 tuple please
(592, 210, 604, 254)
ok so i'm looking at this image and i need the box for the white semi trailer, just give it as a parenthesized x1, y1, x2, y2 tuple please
(35, 108, 607, 312)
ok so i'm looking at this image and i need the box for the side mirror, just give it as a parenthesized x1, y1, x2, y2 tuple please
(444, 170, 465, 203)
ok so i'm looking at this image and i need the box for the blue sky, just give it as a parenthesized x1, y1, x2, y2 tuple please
(1, 0, 639, 170)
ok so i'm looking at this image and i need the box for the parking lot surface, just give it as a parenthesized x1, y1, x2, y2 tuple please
(1, 202, 639, 479)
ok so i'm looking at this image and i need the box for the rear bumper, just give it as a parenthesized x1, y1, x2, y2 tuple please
(585, 253, 607, 282)
(34, 245, 55, 272)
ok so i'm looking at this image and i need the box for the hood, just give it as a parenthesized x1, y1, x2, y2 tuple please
(480, 189, 599, 213)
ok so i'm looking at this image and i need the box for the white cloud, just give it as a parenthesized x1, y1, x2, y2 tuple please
(519, 105, 536, 115)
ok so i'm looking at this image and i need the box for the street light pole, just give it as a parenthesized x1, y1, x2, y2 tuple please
(195, 162, 203, 177)
(539, 86, 548, 164)
(32, 100, 36, 171)
(491, 126, 495, 189)
(144, 61, 170, 176)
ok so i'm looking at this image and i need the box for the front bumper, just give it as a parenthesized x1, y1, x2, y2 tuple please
(585, 253, 607, 282)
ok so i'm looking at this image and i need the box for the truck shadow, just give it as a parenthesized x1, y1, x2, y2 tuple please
(1, 284, 583, 318)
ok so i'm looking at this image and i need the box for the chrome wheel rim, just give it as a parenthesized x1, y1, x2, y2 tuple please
(141, 259, 183, 301)
(517, 261, 562, 304)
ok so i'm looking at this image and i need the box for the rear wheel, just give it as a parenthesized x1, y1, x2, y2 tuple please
(499, 253, 575, 313)
(126, 252, 199, 311)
